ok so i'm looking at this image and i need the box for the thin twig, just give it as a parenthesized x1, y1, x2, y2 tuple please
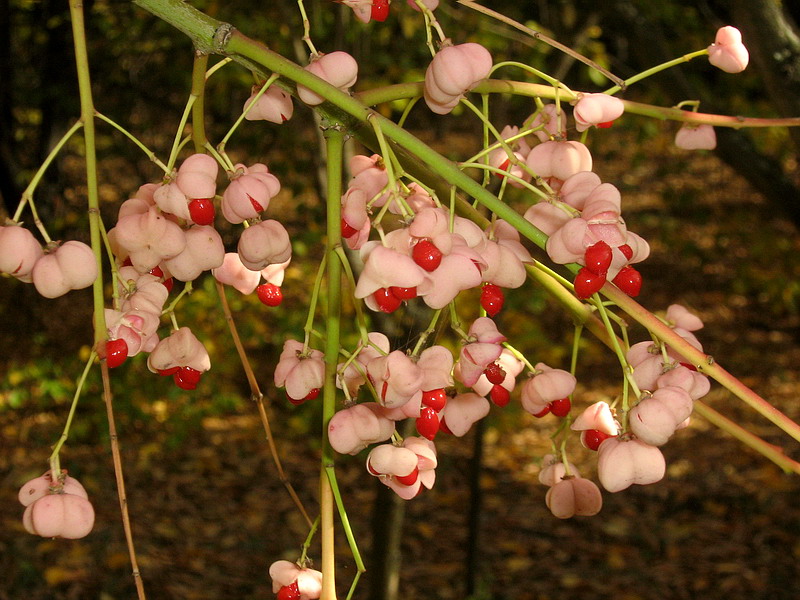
(456, 0, 625, 89)
(101, 362, 147, 600)
(214, 280, 314, 529)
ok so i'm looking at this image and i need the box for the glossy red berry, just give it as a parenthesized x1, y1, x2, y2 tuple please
(277, 581, 301, 600)
(341, 218, 359, 239)
(104, 338, 129, 369)
(389, 286, 417, 300)
(412, 239, 443, 272)
(480, 283, 505, 317)
(549, 397, 571, 417)
(489, 384, 510, 407)
(483, 362, 506, 385)
(612, 266, 643, 297)
(257, 283, 283, 307)
(584, 241, 613, 276)
(597, 121, 615, 129)
(373, 288, 402, 313)
(421, 388, 447, 412)
(174, 367, 202, 390)
(416, 407, 440, 440)
(158, 366, 180, 377)
(618, 244, 634, 260)
(371, 0, 390, 22)
(581, 429, 612, 451)
(573, 267, 606, 299)
(395, 466, 419, 486)
(188, 198, 215, 226)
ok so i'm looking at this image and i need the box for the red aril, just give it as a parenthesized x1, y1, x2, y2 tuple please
(581, 429, 612, 451)
(439, 417, 453, 434)
(373, 288, 402, 313)
(104, 338, 129, 369)
(288, 388, 320, 405)
(584, 241, 612, 276)
(389, 286, 417, 300)
(480, 283, 504, 317)
(618, 244, 633, 260)
(158, 366, 180, 377)
(257, 283, 283, 307)
(573, 267, 606, 299)
(421, 388, 447, 411)
(416, 407, 440, 440)
(412, 239, 443, 272)
(549, 397, 571, 417)
(490, 384, 510, 407)
(371, 0, 390, 22)
(247, 194, 264, 213)
(612, 266, 642, 297)
(277, 581, 301, 600)
(174, 367, 202, 390)
(597, 121, 614, 129)
(395, 466, 419, 486)
(341, 218, 358, 239)
(188, 198, 215, 226)
(533, 405, 550, 418)
(483, 362, 506, 385)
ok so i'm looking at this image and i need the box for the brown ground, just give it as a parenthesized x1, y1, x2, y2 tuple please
(1, 130, 799, 600)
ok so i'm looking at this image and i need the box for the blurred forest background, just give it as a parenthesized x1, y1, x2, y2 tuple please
(1, 0, 800, 598)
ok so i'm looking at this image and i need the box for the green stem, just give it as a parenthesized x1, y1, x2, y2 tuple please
(69, 4, 143, 598)
(321, 126, 345, 600)
(190, 52, 210, 152)
(303, 253, 329, 351)
(49, 351, 97, 476)
(605, 49, 709, 95)
(94, 112, 170, 173)
(325, 465, 366, 599)
(490, 60, 574, 93)
(219, 73, 280, 152)
(14, 120, 84, 226)
(298, 516, 321, 566)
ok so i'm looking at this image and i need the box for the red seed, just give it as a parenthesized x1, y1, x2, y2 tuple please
(612, 266, 643, 297)
(421, 388, 447, 411)
(395, 466, 419, 487)
(104, 338, 128, 369)
(581, 429, 612, 451)
(584, 241, 613, 276)
(373, 288, 402, 313)
(490, 384, 510, 407)
(188, 198, 215, 226)
(549, 397, 571, 417)
(247, 194, 264, 213)
(480, 283, 505, 317)
(174, 367, 202, 390)
(573, 267, 606, 299)
(341, 218, 359, 239)
(257, 283, 283, 307)
(371, 0, 390, 22)
(277, 581, 301, 600)
(483, 362, 506, 385)
(412, 239, 443, 272)
(416, 407, 440, 440)
(389, 286, 417, 300)
(619, 244, 634, 260)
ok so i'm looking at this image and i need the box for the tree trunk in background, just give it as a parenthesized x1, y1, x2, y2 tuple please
(732, 0, 800, 154)
(594, 0, 800, 228)
(0, 0, 19, 215)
